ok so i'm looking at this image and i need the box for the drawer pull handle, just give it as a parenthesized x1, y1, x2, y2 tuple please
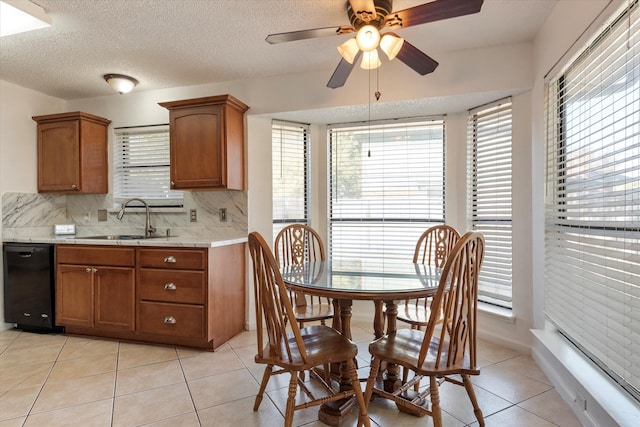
(164, 256, 177, 263)
(164, 283, 177, 290)
(163, 316, 176, 324)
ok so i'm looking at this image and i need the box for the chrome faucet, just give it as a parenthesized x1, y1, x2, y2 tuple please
(117, 198, 156, 238)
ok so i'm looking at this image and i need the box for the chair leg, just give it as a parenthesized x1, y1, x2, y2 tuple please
(429, 376, 442, 427)
(363, 357, 381, 411)
(346, 358, 370, 427)
(284, 371, 298, 427)
(254, 365, 273, 411)
(462, 374, 485, 426)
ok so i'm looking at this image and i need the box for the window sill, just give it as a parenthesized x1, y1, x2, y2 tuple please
(478, 302, 516, 323)
(532, 327, 640, 427)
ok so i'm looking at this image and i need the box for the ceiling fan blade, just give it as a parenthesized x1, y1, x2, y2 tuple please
(266, 26, 354, 44)
(349, 0, 377, 21)
(385, 0, 484, 29)
(396, 41, 439, 75)
(327, 51, 362, 89)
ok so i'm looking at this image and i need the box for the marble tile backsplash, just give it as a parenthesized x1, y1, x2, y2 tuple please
(2, 191, 247, 241)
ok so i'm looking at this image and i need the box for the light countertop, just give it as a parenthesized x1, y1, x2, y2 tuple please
(2, 235, 247, 248)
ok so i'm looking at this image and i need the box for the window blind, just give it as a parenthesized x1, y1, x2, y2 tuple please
(544, 0, 640, 400)
(113, 125, 183, 204)
(272, 120, 309, 237)
(467, 100, 513, 309)
(329, 118, 445, 262)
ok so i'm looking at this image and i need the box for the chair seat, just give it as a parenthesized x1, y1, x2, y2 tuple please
(368, 328, 479, 376)
(293, 303, 333, 323)
(256, 324, 357, 369)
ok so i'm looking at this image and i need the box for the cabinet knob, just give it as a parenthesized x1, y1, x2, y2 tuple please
(92, 268, 97, 273)
(170, 181, 175, 187)
(163, 316, 176, 324)
(163, 256, 177, 263)
(71, 184, 78, 190)
(86, 267, 91, 273)
(164, 283, 177, 290)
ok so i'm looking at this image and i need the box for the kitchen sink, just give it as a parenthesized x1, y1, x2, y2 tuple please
(76, 235, 148, 240)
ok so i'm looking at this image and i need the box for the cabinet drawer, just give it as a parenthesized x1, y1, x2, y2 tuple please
(138, 301, 204, 339)
(57, 245, 135, 267)
(138, 248, 205, 270)
(138, 269, 205, 304)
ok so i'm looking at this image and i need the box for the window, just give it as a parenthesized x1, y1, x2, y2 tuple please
(113, 125, 183, 205)
(272, 120, 309, 237)
(467, 99, 513, 309)
(329, 118, 445, 261)
(545, 1, 639, 400)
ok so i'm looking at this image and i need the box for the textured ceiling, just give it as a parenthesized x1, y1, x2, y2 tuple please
(0, 0, 559, 102)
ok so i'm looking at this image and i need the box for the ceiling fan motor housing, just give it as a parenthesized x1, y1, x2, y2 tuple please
(348, 0, 393, 30)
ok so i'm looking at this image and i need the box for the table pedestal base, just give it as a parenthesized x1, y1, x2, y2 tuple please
(318, 398, 355, 426)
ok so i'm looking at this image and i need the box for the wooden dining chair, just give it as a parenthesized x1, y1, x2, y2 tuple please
(248, 232, 370, 427)
(363, 231, 486, 427)
(274, 224, 333, 328)
(397, 224, 461, 330)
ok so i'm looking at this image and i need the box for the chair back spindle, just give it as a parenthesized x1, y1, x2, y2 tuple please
(418, 231, 484, 371)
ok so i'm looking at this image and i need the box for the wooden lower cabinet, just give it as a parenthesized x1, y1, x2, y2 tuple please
(56, 246, 135, 332)
(55, 243, 245, 351)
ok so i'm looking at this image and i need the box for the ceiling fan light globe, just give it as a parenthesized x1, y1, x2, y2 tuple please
(380, 33, 404, 60)
(355, 24, 380, 52)
(337, 38, 359, 64)
(360, 49, 381, 70)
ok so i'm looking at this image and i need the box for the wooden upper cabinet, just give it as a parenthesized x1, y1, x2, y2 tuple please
(159, 95, 249, 190)
(32, 112, 111, 194)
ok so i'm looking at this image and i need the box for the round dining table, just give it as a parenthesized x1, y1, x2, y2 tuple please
(281, 258, 442, 426)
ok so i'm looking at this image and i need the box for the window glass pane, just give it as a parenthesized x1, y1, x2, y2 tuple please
(468, 100, 513, 309)
(272, 121, 309, 237)
(113, 125, 183, 205)
(329, 118, 445, 262)
(545, 1, 640, 400)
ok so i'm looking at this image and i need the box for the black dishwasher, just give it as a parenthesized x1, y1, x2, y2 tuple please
(3, 243, 58, 332)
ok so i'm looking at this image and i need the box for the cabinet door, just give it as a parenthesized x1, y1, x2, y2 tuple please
(38, 120, 80, 192)
(94, 266, 136, 332)
(170, 105, 224, 189)
(56, 264, 93, 328)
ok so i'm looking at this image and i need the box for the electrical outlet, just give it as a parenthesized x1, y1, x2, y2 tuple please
(574, 392, 587, 411)
(97, 209, 107, 221)
(219, 208, 227, 222)
(84, 211, 91, 222)
(190, 209, 197, 222)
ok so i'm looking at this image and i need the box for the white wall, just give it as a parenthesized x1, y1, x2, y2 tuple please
(0, 80, 65, 329)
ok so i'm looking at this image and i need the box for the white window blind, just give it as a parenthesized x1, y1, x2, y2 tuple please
(329, 118, 445, 261)
(272, 120, 309, 237)
(467, 100, 513, 309)
(545, 1, 640, 400)
(113, 125, 183, 205)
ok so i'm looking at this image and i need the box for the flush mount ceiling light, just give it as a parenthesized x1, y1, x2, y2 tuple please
(103, 74, 139, 94)
(0, 0, 51, 37)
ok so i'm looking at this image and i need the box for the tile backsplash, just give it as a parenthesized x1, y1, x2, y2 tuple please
(1, 191, 247, 240)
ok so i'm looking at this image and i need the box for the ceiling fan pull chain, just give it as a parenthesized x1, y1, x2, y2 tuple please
(375, 66, 381, 101)
(368, 67, 372, 158)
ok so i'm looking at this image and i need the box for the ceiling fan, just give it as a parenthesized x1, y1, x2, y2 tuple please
(266, 0, 484, 89)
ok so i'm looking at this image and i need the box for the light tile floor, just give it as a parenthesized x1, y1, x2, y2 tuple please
(0, 323, 582, 427)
